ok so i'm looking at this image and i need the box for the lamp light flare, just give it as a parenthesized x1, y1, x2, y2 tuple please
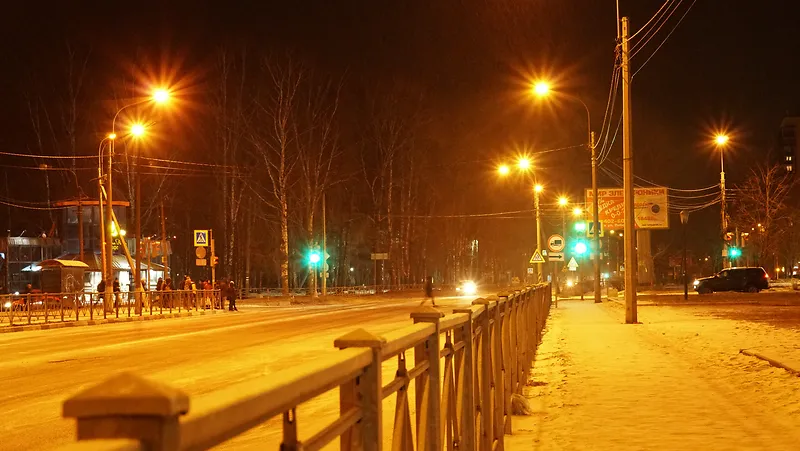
(153, 89, 170, 104)
(497, 164, 510, 176)
(107, 133, 117, 140)
(572, 207, 583, 217)
(534, 184, 543, 193)
(714, 134, 729, 146)
(130, 124, 146, 137)
(532, 81, 551, 97)
(517, 157, 531, 171)
(558, 197, 569, 207)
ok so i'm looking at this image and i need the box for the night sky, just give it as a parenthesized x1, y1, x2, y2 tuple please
(1, 1, 799, 275)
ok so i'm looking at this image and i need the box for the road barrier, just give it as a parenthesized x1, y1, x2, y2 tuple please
(0, 290, 225, 328)
(240, 284, 423, 298)
(55, 284, 551, 451)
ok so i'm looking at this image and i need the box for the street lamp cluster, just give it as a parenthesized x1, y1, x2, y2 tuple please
(98, 88, 171, 311)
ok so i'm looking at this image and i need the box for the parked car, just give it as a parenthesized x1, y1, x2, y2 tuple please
(693, 267, 769, 294)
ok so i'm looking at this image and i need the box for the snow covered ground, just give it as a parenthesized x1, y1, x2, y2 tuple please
(509, 301, 800, 450)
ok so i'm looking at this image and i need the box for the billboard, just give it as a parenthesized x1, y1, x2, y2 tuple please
(585, 187, 669, 229)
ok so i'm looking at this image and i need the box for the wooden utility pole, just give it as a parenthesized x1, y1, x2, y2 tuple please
(210, 229, 216, 286)
(135, 150, 142, 293)
(622, 17, 638, 323)
(322, 193, 327, 297)
(161, 201, 168, 280)
(591, 131, 601, 303)
(98, 172, 106, 284)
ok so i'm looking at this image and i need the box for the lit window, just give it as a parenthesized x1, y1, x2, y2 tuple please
(787, 165, 793, 172)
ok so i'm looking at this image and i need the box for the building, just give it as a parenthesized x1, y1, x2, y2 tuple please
(0, 236, 62, 293)
(779, 117, 800, 175)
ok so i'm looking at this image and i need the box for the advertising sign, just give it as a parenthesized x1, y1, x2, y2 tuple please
(585, 187, 669, 229)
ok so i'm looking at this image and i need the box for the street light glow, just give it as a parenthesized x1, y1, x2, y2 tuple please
(714, 134, 729, 146)
(572, 207, 583, 217)
(497, 164, 511, 176)
(534, 184, 543, 193)
(130, 124, 146, 137)
(517, 157, 531, 171)
(107, 133, 117, 140)
(532, 81, 551, 97)
(558, 197, 568, 207)
(153, 89, 170, 104)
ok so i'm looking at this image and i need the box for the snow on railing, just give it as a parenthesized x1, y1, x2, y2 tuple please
(54, 285, 552, 451)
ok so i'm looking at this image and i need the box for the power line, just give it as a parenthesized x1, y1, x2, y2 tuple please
(633, 0, 698, 78)
(0, 150, 97, 160)
(629, 0, 675, 40)
(630, 0, 682, 57)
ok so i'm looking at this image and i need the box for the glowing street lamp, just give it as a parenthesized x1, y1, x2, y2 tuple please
(558, 196, 569, 207)
(517, 157, 532, 171)
(573, 207, 583, 217)
(714, 134, 729, 147)
(715, 132, 731, 267)
(497, 164, 511, 176)
(130, 123, 146, 137)
(153, 89, 170, 104)
(532, 81, 551, 97)
(534, 184, 543, 193)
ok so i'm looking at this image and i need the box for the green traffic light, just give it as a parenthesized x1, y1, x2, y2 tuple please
(729, 247, 741, 258)
(574, 222, 587, 232)
(309, 251, 321, 264)
(574, 241, 588, 255)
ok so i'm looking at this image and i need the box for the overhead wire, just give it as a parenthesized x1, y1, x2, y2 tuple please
(628, 0, 675, 40)
(633, 0, 698, 78)
(630, 0, 681, 57)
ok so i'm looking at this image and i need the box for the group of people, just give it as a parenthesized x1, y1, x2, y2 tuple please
(95, 276, 239, 311)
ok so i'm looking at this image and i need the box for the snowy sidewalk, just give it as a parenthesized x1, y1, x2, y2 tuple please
(507, 300, 800, 450)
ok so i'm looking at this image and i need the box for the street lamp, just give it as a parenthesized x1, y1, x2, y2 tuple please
(714, 133, 730, 268)
(517, 157, 532, 171)
(101, 88, 170, 311)
(555, 196, 569, 299)
(497, 164, 511, 176)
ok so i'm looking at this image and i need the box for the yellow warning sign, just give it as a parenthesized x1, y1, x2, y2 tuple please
(529, 250, 545, 264)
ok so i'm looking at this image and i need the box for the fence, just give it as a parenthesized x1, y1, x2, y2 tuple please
(55, 284, 551, 451)
(0, 290, 224, 328)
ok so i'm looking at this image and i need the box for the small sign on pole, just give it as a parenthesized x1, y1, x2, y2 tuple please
(196, 258, 207, 266)
(195, 247, 207, 259)
(548, 252, 565, 262)
(371, 253, 389, 260)
(529, 250, 545, 264)
(194, 230, 209, 246)
(567, 257, 579, 271)
(547, 234, 565, 252)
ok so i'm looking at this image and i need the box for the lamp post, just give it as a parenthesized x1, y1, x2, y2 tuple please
(556, 196, 569, 297)
(532, 81, 600, 302)
(498, 159, 544, 284)
(680, 210, 689, 300)
(715, 134, 730, 269)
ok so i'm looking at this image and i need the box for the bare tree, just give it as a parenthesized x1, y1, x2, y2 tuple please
(248, 56, 303, 296)
(732, 164, 796, 265)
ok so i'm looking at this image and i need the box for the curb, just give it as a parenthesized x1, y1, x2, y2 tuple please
(739, 349, 800, 376)
(0, 310, 230, 334)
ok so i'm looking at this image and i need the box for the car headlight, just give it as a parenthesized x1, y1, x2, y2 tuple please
(3, 301, 11, 309)
(693, 280, 699, 287)
(566, 280, 574, 288)
(462, 281, 477, 295)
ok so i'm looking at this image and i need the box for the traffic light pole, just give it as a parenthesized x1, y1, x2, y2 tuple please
(535, 188, 542, 283)
(210, 229, 215, 286)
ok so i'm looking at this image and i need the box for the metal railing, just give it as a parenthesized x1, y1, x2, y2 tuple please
(1, 290, 225, 328)
(55, 284, 551, 451)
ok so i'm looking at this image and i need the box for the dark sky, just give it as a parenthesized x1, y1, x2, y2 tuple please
(1, 1, 799, 256)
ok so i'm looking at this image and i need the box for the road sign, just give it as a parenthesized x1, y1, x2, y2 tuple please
(547, 234, 565, 252)
(587, 221, 605, 237)
(371, 253, 389, 260)
(567, 257, 579, 271)
(586, 187, 669, 229)
(527, 267, 534, 274)
(194, 230, 209, 246)
(196, 258, 207, 266)
(529, 250, 545, 264)
(548, 252, 564, 262)
(195, 247, 207, 259)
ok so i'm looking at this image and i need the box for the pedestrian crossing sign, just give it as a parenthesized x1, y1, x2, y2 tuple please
(194, 230, 209, 247)
(529, 250, 545, 264)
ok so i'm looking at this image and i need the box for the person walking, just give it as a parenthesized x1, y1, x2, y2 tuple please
(420, 276, 437, 307)
(112, 277, 121, 310)
(227, 279, 238, 311)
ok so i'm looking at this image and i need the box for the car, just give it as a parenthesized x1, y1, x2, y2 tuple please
(693, 267, 769, 294)
(455, 280, 478, 296)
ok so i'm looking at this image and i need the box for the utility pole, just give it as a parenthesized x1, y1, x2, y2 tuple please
(245, 199, 252, 295)
(98, 169, 106, 285)
(591, 131, 601, 303)
(534, 187, 542, 283)
(78, 200, 84, 263)
(322, 193, 327, 297)
(161, 201, 168, 281)
(720, 146, 728, 269)
(622, 17, 638, 324)
(210, 229, 216, 286)
(104, 139, 114, 311)
(135, 149, 142, 296)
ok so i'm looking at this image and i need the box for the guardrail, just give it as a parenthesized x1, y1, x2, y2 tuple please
(55, 284, 551, 450)
(1, 290, 224, 328)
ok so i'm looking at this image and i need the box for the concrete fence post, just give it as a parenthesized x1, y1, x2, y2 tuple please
(334, 328, 386, 451)
(471, 298, 492, 451)
(411, 307, 444, 451)
(452, 306, 476, 451)
(497, 294, 512, 435)
(62, 373, 189, 451)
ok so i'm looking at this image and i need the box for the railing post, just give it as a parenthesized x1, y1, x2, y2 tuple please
(471, 299, 492, 451)
(453, 306, 476, 451)
(498, 294, 512, 435)
(411, 307, 444, 451)
(334, 328, 386, 451)
(27, 293, 31, 324)
(62, 373, 188, 451)
(489, 298, 505, 450)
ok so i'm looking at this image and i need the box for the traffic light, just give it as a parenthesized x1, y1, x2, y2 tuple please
(574, 241, 588, 256)
(309, 250, 321, 265)
(211, 256, 219, 266)
(729, 247, 742, 258)
(574, 221, 587, 233)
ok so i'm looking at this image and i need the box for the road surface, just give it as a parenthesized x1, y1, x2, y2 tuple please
(0, 294, 478, 450)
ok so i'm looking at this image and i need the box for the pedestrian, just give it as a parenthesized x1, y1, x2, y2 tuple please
(420, 276, 437, 307)
(227, 279, 238, 311)
(164, 277, 173, 308)
(112, 277, 121, 309)
(155, 277, 164, 307)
